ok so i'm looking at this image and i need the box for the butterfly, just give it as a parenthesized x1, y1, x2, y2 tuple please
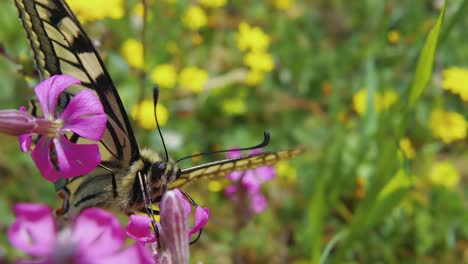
(13, 0, 303, 218)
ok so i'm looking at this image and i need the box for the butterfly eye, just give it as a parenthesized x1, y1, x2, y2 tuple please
(151, 162, 166, 181)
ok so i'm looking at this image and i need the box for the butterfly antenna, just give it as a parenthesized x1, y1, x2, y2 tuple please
(190, 228, 203, 244)
(176, 131, 270, 163)
(179, 190, 199, 206)
(153, 84, 169, 162)
(178, 190, 203, 244)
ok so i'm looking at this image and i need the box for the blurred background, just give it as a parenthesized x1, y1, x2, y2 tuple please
(0, 0, 467, 263)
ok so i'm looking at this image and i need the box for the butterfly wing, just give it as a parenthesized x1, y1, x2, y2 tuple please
(172, 148, 304, 188)
(14, 0, 140, 165)
(14, 0, 142, 216)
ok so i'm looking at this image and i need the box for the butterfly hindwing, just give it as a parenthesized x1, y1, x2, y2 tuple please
(172, 148, 304, 188)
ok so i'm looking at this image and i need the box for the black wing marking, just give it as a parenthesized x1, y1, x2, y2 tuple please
(172, 148, 304, 188)
(14, 0, 139, 165)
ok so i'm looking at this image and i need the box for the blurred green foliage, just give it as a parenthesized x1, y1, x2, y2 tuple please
(0, 0, 467, 263)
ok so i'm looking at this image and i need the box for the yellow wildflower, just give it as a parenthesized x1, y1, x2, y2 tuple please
(132, 3, 153, 20)
(150, 64, 177, 89)
(245, 70, 265, 85)
(68, 0, 123, 22)
(273, 0, 295, 10)
(428, 161, 460, 188)
(352, 88, 399, 116)
(121, 39, 145, 69)
(133, 3, 144, 17)
(199, 0, 227, 8)
(243, 51, 274, 72)
(379, 90, 399, 111)
(179, 67, 208, 93)
(208, 179, 230, 192)
(131, 99, 169, 130)
(352, 88, 368, 115)
(222, 97, 247, 115)
(378, 169, 413, 200)
(276, 160, 297, 183)
(399, 137, 415, 159)
(429, 109, 467, 143)
(236, 22, 271, 51)
(208, 181, 223, 192)
(183, 5, 207, 30)
(441, 66, 468, 101)
(387, 30, 401, 45)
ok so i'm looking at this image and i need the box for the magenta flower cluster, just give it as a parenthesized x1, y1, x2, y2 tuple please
(225, 148, 277, 213)
(8, 203, 152, 263)
(8, 189, 208, 263)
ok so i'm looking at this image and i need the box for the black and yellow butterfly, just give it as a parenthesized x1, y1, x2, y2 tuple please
(13, 0, 302, 217)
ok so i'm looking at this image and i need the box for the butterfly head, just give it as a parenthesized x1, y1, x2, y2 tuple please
(128, 149, 182, 210)
(149, 160, 182, 184)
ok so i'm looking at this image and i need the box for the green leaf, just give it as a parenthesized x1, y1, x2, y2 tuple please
(365, 187, 409, 229)
(408, 5, 446, 108)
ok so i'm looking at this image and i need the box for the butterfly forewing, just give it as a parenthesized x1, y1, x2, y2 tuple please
(14, 0, 140, 164)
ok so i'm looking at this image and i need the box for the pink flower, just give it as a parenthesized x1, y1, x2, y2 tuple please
(126, 189, 210, 264)
(172, 189, 210, 237)
(126, 214, 157, 243)
(8, 203, 152, 263)
(18, 75, 107, 181)
(225, 148, 276, 214)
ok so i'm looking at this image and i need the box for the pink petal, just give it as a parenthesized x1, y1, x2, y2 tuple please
(19, 133, 32, 152)
(226, 171, 242, 181)
(241, 171, 261, 194)
(72, 208, 126, 258)
(255, 166, 276, 182)
(249, 149, 262, 155)
(224, 185, 238, 197)
(60, 89, 107, 141)
(172, 189, 191, 215)
(16, 260, 49, 264)
(250, 193, 267, 213)
(98, 243, 153, 264)
(53, 134, 101, 178)
(34, 75, 80, 118)
(126, 214, 156, 243)
(7, 203, 55, 257)
(226, 147, 242, 159)
(188, 207, 210, 237)
(30, 136, 61, 182)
